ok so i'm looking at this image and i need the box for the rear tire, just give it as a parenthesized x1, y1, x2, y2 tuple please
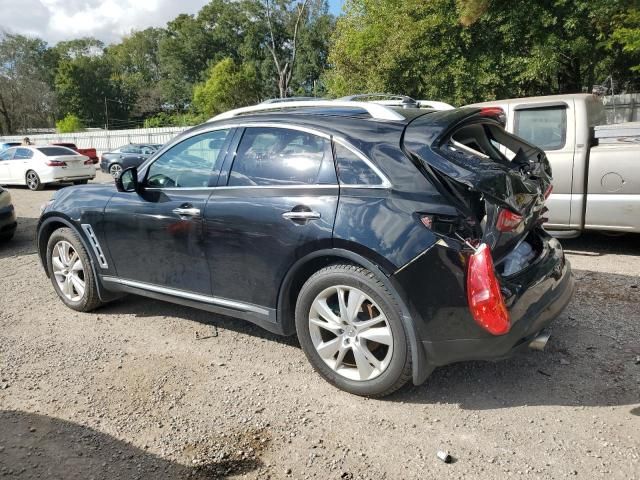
(25, 170, 44, 191)
(0, 229, 15, 242)
(46, 227, 103, 312)
(295, 264, 412, 397)
(109, 163, 122, 178)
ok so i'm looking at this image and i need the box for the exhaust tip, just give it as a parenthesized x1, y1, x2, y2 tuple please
(529, 329, 551, 351)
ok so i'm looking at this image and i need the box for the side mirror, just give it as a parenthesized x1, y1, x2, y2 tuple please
(115, 167, 138, 192)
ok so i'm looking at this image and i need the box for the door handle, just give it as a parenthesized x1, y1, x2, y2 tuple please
(282, 211, 321, 220)
(173, 207, 201, 217)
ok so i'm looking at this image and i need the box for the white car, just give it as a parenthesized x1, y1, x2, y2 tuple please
(0, 145, 96, 191)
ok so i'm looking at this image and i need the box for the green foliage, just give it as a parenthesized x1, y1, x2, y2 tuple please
(56, 114, 84, 133)
(143, 112, 204, 128)
(609, 8, 640, 72)
(326, 0, 640, 104)
(192, 58, 261, 116)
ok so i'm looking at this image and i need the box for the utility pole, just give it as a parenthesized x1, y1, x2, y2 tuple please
(104, 97, 109, 130)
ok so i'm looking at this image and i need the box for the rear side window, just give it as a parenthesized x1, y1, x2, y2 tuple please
(15, 148, 34, 159)
(514, 107, 567, 150)
(0, 148, 16, 160)
(334, 143, 383, 186)
(229, 127, 330, 186)
(38, 147, 77, 156)
(121, 145, 141, 154)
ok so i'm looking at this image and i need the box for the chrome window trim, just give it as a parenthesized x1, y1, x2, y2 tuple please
(139, 122, 392, 190)
(101, 276, 270, 316)
(81, 224, 108, 268)
(143, 184, 339, 192)
(332, 136, 392, 189)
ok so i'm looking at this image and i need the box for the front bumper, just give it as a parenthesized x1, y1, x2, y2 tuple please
(393, 229, 574, 369)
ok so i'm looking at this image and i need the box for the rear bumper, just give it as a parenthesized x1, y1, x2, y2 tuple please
(0, 203, 17, 236)
(393, 229, 574, 371)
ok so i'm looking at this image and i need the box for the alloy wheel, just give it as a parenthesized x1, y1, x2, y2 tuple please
(51, 240, 86, 302)
(308, 285, 393, 381)
(26, 171, 39, 190)
(109, 164, 122, 178)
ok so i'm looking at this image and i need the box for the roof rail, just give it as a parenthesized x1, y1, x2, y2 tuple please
(209, 100, 406, 122)
(338, 94, 455, 111)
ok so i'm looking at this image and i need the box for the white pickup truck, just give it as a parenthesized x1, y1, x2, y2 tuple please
(470, 93, 640, 237)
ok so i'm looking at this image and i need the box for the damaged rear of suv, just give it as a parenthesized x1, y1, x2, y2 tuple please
(398, 107, 574, 374)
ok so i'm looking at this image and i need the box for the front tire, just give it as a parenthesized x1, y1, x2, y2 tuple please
(295, 264, 412, 397)
(46, 228, 103, 312)
(25, 170, 44, 191)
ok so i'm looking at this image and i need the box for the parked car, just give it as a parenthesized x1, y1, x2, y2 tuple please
(0, 185, 17, 241)
(37, 100, 573, 397)
(0, 145, 95, 190)
(100, 143, 162, 177)
(52, 142, 99, 164)
(468, 94, 640, 237)
(0, 142, 21, 153)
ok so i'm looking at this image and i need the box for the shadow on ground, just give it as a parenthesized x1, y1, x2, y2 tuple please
(0, 410, 262, 479)
(0, 217, 39, 260)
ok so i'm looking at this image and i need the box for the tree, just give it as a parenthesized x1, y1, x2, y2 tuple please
(0, 33, 56, 135)
(264, 0, 310, 98)
(192, 58, 261, 117)
(326, 0, 640, 104)
(56, 113, 84, 133)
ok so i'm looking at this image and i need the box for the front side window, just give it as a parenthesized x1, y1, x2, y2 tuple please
(229, 127, 330, 186)
(334, 143, 383, 186)
(146, 129, 230, 188)
(14, 148, 34, 159)
(514, 106, 567, 151)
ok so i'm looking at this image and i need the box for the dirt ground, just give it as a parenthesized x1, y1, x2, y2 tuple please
(1, 172, 639, 479)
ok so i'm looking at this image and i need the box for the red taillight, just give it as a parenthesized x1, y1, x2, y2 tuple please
(479, 107, 506, 125)
(467, 243, 510, 335)
(46, 160, 67, 166)
(84, 159, 93, 165)
(496, 209, 523, 232)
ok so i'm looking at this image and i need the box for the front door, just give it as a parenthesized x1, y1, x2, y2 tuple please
(512, 103, 574, 228)
(204, 126, 339, 309)
(103, 128, 233, 294)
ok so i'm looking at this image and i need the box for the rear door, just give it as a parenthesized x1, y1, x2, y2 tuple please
(512, 102, 573, 228)
(204, 125, 339, 309)
(0, 148, 16, 184)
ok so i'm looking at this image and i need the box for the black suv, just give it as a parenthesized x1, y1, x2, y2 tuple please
(37, 100, 574, 397)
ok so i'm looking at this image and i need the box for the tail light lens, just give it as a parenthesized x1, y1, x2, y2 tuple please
(496, 209, 523, 232)
(467, 243, 510, 335)
(479, 107, 506, 125)
(84, 159, 93, 165)
(46, 160, 67, 166)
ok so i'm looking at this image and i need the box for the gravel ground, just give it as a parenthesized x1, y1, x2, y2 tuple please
(1, 172, 639, 479)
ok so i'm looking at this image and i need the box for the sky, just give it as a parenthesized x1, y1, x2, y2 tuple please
(0, 0, 344, 45)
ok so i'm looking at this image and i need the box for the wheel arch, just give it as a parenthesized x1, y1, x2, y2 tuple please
(277, 248, 431, 385)
(37, 215, 119, 302)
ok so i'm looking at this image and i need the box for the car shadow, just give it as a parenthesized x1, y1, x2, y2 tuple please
(96, 295, 299, 348)
(0, 410, 263, 479)
(559, 231, 640, 256)
(0, 217, 39, 260)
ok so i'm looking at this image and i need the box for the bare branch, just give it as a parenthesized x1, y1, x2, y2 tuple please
(265, 0, 281, 72)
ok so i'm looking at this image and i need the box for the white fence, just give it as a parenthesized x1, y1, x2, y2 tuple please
(603, 94, 640, 124)
(0, 126, 191, 155)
